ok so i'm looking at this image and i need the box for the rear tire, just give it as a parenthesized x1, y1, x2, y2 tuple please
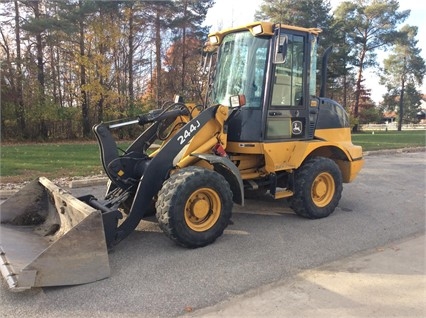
(156, 167, 233, 248)
(289, 157, 342, 219)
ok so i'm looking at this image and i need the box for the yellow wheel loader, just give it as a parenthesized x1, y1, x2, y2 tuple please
(0, 22, 364, 291)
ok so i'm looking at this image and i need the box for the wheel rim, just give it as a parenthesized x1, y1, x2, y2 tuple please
(184, 187, 221, 232)
(311, 172, 335, 207)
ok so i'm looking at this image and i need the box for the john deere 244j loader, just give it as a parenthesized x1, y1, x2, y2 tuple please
(0, 22, 364, 291)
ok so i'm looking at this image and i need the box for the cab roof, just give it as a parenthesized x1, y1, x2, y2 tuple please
(208, 21, 322, 46)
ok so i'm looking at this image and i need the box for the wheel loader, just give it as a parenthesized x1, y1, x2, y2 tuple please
(0, 21, 364, 291)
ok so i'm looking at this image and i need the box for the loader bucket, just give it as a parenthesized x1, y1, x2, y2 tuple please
(0, 177, 110, 291)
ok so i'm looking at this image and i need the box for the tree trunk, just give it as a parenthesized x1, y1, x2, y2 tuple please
(343, 73, 347, 109)
(181, 0, 188, 95)
(97, 96, 104, 123)
(79, 0, 90, 137)
(55, 46, 63, 108)
(398, 76, 405, 132)
(33, 1, 48, 138)
(155, 10, 162, 107)
(33, 2, 44, 94)
(50, 45, 57, 104)
(1, 29, 13, 138)
(128, 3, 134, 110)
(14, 0, 26, 136)
(353, 47, 366, 132)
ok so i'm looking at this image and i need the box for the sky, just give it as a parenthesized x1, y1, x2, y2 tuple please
(205, 0, 426, 103)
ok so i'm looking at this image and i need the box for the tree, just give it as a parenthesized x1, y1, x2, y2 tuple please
(334, 0, 409, 131)
(0, 0, 213, 140)
(380, 25, 426, 130)
(254, 0, 334, 95)
(254, 0, 334, 53)
(327, 16, 359, 109)
(357, 84, 381, 124)
(400, 83, 424, 123)
(21, 0, 50, 137)
(163, 36, 205, 102)
(125, 2, 136, 110)
(255, 0, 332, 28)
(13, 0, 25, 135)
(138, 1, 175, 107)
(168, 0, 213, 98)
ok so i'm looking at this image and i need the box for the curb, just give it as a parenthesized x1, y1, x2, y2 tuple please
(363, 146, 425, 156)
(69, 177, 108, 189)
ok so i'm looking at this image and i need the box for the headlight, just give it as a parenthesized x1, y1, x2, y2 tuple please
(209, 36, 219, 45)
(252, 24, 263, 35)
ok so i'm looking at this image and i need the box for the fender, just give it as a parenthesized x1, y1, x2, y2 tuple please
(192, 153, 244, 206)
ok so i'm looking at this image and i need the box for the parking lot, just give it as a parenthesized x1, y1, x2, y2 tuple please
(1, 151, 425, 317)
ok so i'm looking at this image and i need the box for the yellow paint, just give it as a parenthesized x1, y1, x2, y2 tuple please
(227, 127, 364, 183)
(336, 158, 364, 183)
(148, 105, 363, 187)
(208, 22, 322, 47)
(315, 128, 363, 160)
(175, 106, 229, 169)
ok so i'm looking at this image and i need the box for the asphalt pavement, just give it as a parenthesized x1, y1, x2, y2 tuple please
(0, 149, 425, 317)
(185, 233, 426, 317)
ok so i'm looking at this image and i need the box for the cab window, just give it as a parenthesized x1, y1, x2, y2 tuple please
(212, 31, 269, 108)
(271, 34, 304, 107)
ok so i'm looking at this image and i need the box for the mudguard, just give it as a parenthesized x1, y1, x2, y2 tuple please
(191, 153, 244, 206)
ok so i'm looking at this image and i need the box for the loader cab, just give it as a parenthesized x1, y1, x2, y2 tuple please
(208, 22, 322, 142)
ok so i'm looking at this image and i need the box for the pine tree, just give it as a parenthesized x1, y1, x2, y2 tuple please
(334, 0, 409, 131)
(168, 0, 214, 99)
(253, 0, 334, 95)
(380, 25, 426, 130)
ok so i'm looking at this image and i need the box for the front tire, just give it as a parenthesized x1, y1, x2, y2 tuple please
(289, 157, 342, 219)
(156, 167, 233, 248)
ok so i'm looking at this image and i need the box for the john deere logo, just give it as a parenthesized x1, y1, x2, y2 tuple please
(292, 121, 303, 135)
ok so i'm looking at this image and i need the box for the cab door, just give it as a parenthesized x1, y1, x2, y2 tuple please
(266, 31, 310, 141)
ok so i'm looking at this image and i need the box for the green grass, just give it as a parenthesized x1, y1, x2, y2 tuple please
(0, 143, 103, 182)
(352, 130, 426, 151)
(0, 130, 424, 182)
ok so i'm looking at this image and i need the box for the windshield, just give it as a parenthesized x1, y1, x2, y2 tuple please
(211, 31, 269, 108)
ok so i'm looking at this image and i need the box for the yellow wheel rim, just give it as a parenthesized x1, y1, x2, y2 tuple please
(184, 188, 221, 232)
(311, 172, 335, 208)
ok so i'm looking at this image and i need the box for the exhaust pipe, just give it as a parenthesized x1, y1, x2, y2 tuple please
(319, 46, 333, 98)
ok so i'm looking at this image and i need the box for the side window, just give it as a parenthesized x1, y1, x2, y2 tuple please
(245, 46, 268, 108)
(247, 47, 267, 107)
(271, 34, 304, 107)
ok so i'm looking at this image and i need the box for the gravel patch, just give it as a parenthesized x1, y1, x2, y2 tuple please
(0, 175, 107, 191)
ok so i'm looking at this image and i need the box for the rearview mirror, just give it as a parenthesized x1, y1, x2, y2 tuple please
(274, 33, 288, 64)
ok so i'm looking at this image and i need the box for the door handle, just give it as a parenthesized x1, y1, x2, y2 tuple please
(269, 111, 282, 116)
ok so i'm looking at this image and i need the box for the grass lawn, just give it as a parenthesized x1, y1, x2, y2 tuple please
(0, 143, 103, 183)
(1, 130, 424, 182)
(352, 130, 425, 151)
